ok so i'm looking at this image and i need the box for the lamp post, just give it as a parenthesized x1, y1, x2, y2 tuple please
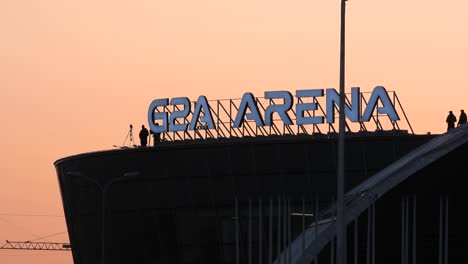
(337, 0, 347, 264)
(67, 171, 139, 264)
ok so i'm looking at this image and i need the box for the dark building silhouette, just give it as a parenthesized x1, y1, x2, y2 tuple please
(54, 129, 468, 264)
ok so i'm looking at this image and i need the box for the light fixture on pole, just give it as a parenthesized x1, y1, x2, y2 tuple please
(67, 171, 139, 264)
(337, 0, 348, 264)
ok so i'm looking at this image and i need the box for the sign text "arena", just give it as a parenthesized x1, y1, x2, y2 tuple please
(148, 86, 399, 133)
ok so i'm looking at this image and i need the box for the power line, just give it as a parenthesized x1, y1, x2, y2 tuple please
(29, 232, 68, 242)
(0, 217, 68, 244)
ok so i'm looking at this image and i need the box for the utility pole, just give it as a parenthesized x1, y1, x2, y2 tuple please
(337, 0, 347, 264)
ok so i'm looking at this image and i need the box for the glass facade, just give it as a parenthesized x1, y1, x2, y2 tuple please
(56, 133, 451, 264)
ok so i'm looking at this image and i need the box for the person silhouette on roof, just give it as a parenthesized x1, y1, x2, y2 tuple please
(139, 125, 149, 147)
(458, 109, 467, 126)
(150, 123, 161, 146)
(446, 111, 457, 131)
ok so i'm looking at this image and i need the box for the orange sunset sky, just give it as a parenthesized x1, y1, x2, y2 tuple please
(1, 0, 467, 263)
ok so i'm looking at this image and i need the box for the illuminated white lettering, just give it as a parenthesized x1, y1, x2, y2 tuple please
(362, 86, 399, 122)
(296, 89, 324, 125)
(234, 93, 264, 128)
(169, 97, 191, 132)
(326, 87, 361, 123)
(189, 96, 215, 130)
(148, 98, 169, 133)
(264, 91, 293, 126)
(148, 86, 400, 133)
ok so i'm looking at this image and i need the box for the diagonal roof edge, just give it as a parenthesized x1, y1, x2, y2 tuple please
(291, 125, 468, 264)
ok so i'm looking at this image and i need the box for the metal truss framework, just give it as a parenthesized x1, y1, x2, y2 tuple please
(0, 240, 71, 251)
(155, 91, 414, 142)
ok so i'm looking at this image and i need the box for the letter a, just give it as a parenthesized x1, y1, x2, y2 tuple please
(233, 92, 264, 128)
(362, 86, 399, 122)
(189, 96, 215, 130)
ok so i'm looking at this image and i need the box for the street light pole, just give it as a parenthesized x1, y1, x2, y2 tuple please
(337, 0, 347, 264)
(67, 171, 139, 264)
(67, 172, 106, 264)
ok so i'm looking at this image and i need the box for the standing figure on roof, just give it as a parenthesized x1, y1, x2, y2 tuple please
(151, 123, 162, 146)
(446, 111, 457, 131)
(139, 125, 149, 147)
(458, 109, 467, 126)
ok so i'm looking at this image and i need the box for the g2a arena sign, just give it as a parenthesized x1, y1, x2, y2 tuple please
(148, 86, 403, 136)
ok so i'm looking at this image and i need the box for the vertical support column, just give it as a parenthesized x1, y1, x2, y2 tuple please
(331, 197, 336, 264)
(401, 197, 405, 264)
(315, 195, 319, 264)
(283, 197, 287, 264)
(313, 98, 317, 134)
(372, 203, 376, 264)
(438, 195, 450, 264)
(354, 218, 358, 264)
(229, 100, 232, 137)
(235, 197, 239, 264)
(412, 195, 417, 264)
(337, 1, 348, 263)
(277, 196, 282, 263)
(444, 196, 449, 264)
(248, 197, 252, 264)
(216, 101, 220, 138)
(405, 197, 409, 264)
(439, 196, 443, 264)
(269, 98, 273, 135)
(259, 197, 263, 264)
(101, 191, 106, 264)
(302, 196, 306, 253)
(288, 199, 292, 264)
(331, 237, 335, 264)
(367, 206, 371, 264)
(269, 197, 273, 264)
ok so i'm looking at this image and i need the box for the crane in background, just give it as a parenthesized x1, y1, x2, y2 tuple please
(0, 213, 71, 254)
(0, 240, 71, 251)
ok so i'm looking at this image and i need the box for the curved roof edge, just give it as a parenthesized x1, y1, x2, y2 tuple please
(54, 131, 430, 166)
